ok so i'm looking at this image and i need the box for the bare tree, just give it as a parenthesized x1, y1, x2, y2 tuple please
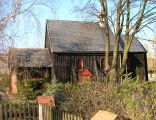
(75, 0, 156, 82)
(0, 0, 55, 52)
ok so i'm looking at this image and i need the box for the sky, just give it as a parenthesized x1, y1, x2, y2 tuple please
(11, 0, 156, 54)
(13, 0, 84, 48)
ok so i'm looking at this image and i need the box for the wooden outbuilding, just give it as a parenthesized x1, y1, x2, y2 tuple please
(45, 20, 148, 82)
(9, 20, 148, 82)
(9, 48, 52, 80)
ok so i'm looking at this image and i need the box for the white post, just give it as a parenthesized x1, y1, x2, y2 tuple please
(39, 104, 43, 120)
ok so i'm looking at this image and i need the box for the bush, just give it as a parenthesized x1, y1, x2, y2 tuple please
(0, 74, 9, 90)
(44, 80, 156, 120)
(17, 78, 51, 101)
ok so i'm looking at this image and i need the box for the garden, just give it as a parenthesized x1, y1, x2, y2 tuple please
(0, 73, 155, 120)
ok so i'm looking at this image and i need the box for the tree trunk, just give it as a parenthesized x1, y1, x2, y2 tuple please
(110, 0, 123, 82)
(100, 0, 110, 71)
(104, 27, 110, 71)
(120, 0, 147, 75)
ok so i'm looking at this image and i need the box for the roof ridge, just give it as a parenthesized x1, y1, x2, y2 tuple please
(10, 48, 48, 50)
(46, 19, 99, 24)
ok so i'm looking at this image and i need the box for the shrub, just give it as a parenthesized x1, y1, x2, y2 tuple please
(44, 80, 156, 120)
(17, 78, 51, 101)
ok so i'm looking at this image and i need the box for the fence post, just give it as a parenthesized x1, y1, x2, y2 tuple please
(0, 104, 2, 120)
(39, 104, 43, 120)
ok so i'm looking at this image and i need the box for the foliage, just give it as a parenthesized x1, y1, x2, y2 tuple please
(44, 79, 156, 119)
(17, 78, 51, 101)
(43, 83, 70, 107)
(0, 75, 52, 104)
(0, 74, 9, 90)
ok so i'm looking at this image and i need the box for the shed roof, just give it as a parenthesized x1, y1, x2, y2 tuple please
(46, 20, 146, 53)
(46, 20, 122, 53)
(9, 48, 52, 67)
(120, 36, 147, 53)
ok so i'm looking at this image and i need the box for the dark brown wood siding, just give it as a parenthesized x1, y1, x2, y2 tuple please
(52, 53, 148, 82)
(52, 53, 114, 82)
(17, 67, 51, 80)
(127, 53, 148, 81)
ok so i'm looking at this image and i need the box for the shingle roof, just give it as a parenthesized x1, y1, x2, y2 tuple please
(9, 48, 52, 67)
(120, 36, 147, 53)
(46, 20, 146, 53)
(46, 20, 123, 53)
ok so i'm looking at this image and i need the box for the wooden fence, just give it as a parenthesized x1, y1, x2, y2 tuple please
(0, 104, 38, 120)
(0, 104, 83, 120)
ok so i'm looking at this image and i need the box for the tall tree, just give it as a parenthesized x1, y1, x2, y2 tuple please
(75, 0, 156, 82)
(99, 0, 110, 71)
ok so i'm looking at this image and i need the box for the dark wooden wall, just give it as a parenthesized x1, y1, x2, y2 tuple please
(52, 53, 148, 82)
(127, 53, 148, 81)
(52, 53, 114, 82)
(17, 67, 51, 80)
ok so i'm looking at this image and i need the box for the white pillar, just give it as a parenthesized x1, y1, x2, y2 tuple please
(39, 104, 43, 120)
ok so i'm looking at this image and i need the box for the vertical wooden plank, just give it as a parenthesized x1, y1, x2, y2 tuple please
(70, 113, 72, 120)
(62, 55, 65, 82)
(48, 106, 50, 120)
(58, 55, 60, 81)
(57, 55, 59, 81)
(49, 107, 52, 120)
(56, 109, 59, 120)
(68, 112, 70, 120)
(12, 104, 15, 120)
(28, 104, 31, 120)
(53, 109, 55, 120)
(67, 55, 69, 82)
(37, 105, 39, 120)
(39, 104, 42, 120)
(17, 104, 20, 120)
(47, 105, 49, 120)
(27, 104, 29, 120)
(54, 109, 57, 120)
(47, 106, 49, 120)
(20, 104, 23, 120)
(58, 109, 60, 120)
(62, 111, 64, 120)
(34, 105, 37, 120)
(4, 104, 8, 120)
(14, 104, 18, 120)
(60, 55, 63, 82)
(44, 105, 46, 120)
(18, 104, 22, 120)
(0, 104, 2, 120)
(45, 105, 47, 120)
(52, 108, 54, 120)
(50, 106, 52, 120)
(32, 105, 35, 120)
(65, 111, 67, 120)
(64, 55, 66, 82)
(48, 106, 51, 120)
(23, 104, 26, 120)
